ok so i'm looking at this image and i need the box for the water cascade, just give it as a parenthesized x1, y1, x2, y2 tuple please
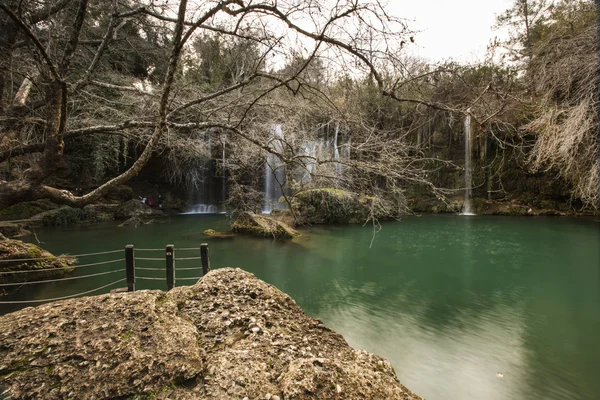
(184, 134, 219, 214)
(463, 109, 475, 215)
(263, 125, 286, 214)
(182, 204, 218, 214)
(333, 123, 342, 180)
(221, 144, 226, 206)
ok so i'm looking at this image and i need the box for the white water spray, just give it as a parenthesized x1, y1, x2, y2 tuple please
(463, 109, 475, 215)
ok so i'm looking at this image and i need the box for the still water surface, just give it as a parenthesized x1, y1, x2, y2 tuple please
(2, 215, 599, 400)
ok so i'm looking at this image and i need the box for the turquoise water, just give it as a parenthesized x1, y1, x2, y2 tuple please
(1, 215, 599, 399)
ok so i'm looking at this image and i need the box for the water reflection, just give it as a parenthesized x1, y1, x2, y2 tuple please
(3, 215, 599, 399)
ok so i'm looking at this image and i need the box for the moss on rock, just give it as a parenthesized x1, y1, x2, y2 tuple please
(114, 199, 155, 220)
(0, 200, 60, 221)
(232, 212, 299, 239)
(0, 233, 74, 284)
(203, 229, 236, 238)
(292, 188, 393, 224)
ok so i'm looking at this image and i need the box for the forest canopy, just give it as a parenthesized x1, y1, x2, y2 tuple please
(0, 0, 597, 217)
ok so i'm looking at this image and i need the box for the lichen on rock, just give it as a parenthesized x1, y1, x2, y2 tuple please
(0, 268, 422, 400)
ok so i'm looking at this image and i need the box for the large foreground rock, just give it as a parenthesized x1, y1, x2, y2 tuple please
(0, 268, 421, 400)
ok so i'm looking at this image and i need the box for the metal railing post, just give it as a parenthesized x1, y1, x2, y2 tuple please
(166, 245, 174, 290)
(125, 245, 135, 292)
(201, 243, 210, 275)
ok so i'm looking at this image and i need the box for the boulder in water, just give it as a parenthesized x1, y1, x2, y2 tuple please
(232, 212, 299, 239)
(114, 199, 154, 220)
(0, 233, 74, 284)
(0, 268, 422, 399)
(293, 188, 394, 224)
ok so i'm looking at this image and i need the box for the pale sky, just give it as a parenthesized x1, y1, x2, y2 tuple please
(386, 0, 514, 62)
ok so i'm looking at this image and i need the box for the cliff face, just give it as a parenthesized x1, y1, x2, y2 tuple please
(0, 268, 422, 400)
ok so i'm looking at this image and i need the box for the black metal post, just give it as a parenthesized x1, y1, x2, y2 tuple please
(125, 245, 135, 292)
(166, 244, 174, 290)
(201, 243, 210, 275)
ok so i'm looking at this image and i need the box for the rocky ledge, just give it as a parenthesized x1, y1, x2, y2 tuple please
(0, 268, 421, 400)
(0, 234, 74, 284)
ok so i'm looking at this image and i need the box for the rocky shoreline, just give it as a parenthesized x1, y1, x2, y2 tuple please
(0, 268, 422, 399)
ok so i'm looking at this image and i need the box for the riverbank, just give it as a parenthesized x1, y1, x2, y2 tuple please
(0, 268, 422, 399)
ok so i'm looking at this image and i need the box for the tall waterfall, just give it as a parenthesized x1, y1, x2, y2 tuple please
(221, 144, 226, 207)
(263, 125, 285, 214)
(463, 109, 474, 215)
(333, 123, 342, 180)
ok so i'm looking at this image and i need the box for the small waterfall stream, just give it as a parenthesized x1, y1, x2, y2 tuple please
(463, 109, 475, 215)
(333, 123, 342, 180)
(221, 144, 226, 206)
(263, 125, 285, 214)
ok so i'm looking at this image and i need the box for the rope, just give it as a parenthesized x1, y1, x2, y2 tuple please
(176, 277, 201, 281)
(135, 257, 164, 261)
(74, 259, 125, 267)
(70, 249, 122, 257)
(0, 279, 126, 304)
(0, 269, 124, 287)
(175, 257, 201, 261)
(176, 267, 201, 271)
(136, 276, 165, 281)
(134, 267, 163, 271)
(0, 258, 124, 275)
(176, 247, 201, 251)
(0, 256, 71, 263)
(135, 248, 164, 252)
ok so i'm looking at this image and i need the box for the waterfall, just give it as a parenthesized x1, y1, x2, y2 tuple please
(333, 123, 342, 180)
(463, 109, 475, 215)
(184, 133, 219, 214)
(221, 144, 226, 207)
(263, 125, 285, 214)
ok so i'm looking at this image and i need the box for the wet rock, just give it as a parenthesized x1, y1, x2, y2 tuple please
(0, 268, 421, 400)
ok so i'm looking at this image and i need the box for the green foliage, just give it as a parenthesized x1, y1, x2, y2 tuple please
(293, 188, 392, 224)
(42, 206, 99, 226)
(0, 200, 59, 221)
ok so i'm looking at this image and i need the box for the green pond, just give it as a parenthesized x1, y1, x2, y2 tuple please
(1, 214, 599, 400)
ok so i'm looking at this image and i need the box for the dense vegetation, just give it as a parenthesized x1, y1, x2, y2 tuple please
(0, 0, 597, 221)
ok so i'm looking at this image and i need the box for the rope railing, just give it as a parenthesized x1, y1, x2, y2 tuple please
(70, 249, 122, 257)
(136, 276, 165, 281)
(0, 256, 73, 263)
(0, 269, 124, 287)
(0, 258, 125, 275)
(0, 279, 126, 304)
(134, 248, 164, 252)
(0, 243, 211, 305)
